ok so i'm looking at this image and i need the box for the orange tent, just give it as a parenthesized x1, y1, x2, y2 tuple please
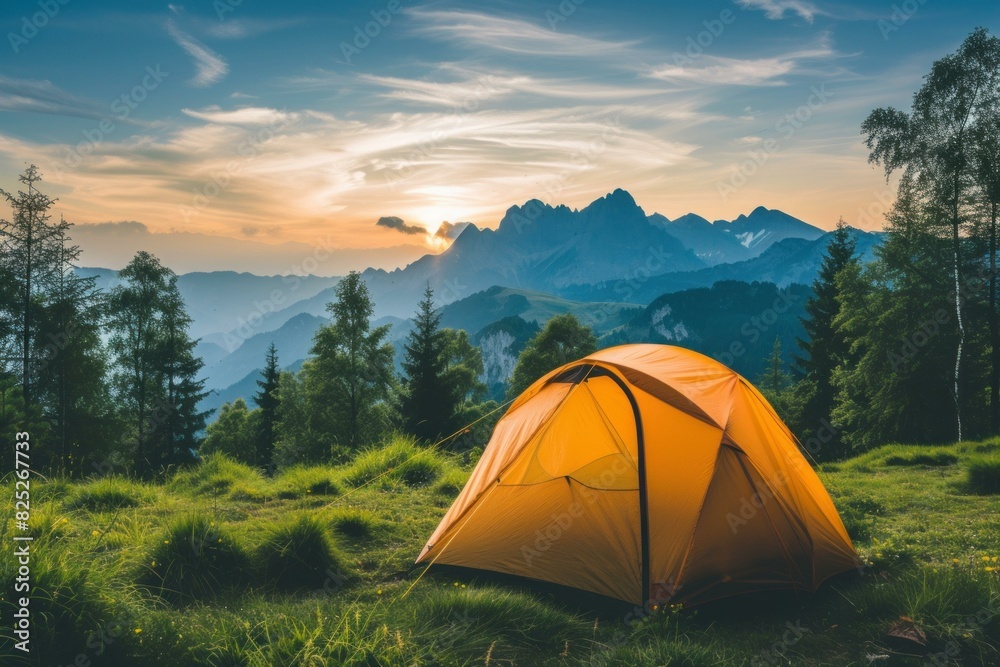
(416, 344, 858, 606)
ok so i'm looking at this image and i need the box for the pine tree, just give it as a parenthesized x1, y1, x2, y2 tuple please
(793, 220, 857, 443)
(253, 342, 280, 470)
(33, 221, 118, 475)
(108, 252, 208, 475)
(401, 286, 451, 440)
(304, 272, 395, 458)
(0, 165, 67, 412)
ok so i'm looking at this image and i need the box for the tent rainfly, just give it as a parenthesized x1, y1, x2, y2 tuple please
(416, 344, 859, 606)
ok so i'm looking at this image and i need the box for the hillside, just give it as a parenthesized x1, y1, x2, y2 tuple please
(5, 437, 998, 665)
(604, 280, 812, 379)
(562, 227, 882, 303)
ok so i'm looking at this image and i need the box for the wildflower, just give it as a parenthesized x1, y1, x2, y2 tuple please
(164, 540, 170, 544)
(377, 589, 383, 595)
(986, 567, 996, 572)
(91, 530, 100, 537)
(953, 558, 961, 563)
(982, 556, 991, 562)
(134, 628, 142, 635)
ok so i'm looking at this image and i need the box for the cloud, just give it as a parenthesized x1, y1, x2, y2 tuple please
(376, 216, 426, 235)
(165, 20, 229, 87)
(0, 75, 104, 120)
(182, 106, 296, 125)
(435, 221, 474, 240)
(407, 8, 639, 58)
(648, 39, 836, 86)
(735, 0, 822, 22)
(202, 17, 301, 39)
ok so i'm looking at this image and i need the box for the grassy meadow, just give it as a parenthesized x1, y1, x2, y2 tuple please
(2, 436, 1000, 666)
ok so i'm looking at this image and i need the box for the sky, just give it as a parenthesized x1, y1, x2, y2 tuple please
(1, 0, 998, 274)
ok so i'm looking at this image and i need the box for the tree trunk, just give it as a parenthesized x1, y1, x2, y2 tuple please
(952, 182, 964, 442)
(992, 200, 1000, 433)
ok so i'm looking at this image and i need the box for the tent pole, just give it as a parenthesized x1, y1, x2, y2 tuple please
(603, 371, 650, 607)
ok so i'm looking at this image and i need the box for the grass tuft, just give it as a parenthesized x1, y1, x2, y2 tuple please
(271, 465, 342, 499)
(256, 514, 353, 591)
(966, 452, 1000, 494)
(65, 475, 153, 511)
(328, 508, 381, 540)
(342, 435, 448, 488)
(139, 513, 248, 601)
(168, 454, 264, 497)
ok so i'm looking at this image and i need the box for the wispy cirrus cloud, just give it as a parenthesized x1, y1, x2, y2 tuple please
(648, 38, 837, 86)
(182, 106, 296, 125)
(735, 0, 824, 22)
(0, 75, 103, 120)
(165, 19, 229, 87)
(406, 8, 639, 57)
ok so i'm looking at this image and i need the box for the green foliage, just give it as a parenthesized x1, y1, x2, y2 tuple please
(256, 514, 353, 591)
(342, 435, 447, 488)
(296, 272, 396, 461)
(65, 475, 154, 511)
(508, 313, 596, 397)
(202, 399, 260, 465)
(252, 342, 281, 470)
(140, 514, 248, 601)
(108, 251, 209, 475)
(399, 286, 487, 445)
(791, 220, 857, 457)
(858, 28, 1000, 445)
(966, 452, 1000, 493)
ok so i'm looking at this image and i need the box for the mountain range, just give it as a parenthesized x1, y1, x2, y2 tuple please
(78, 189, 883, 419)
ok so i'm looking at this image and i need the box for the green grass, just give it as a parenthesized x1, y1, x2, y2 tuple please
(255, 514, 353, 591)
(966, 452, 1000, 494)
(341, 435, 451, 488)
(65, 475, 155, 511)
(271, 465, 342, 499)
(4, 437, 1000, 666)
(138, 514, 249, 602)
